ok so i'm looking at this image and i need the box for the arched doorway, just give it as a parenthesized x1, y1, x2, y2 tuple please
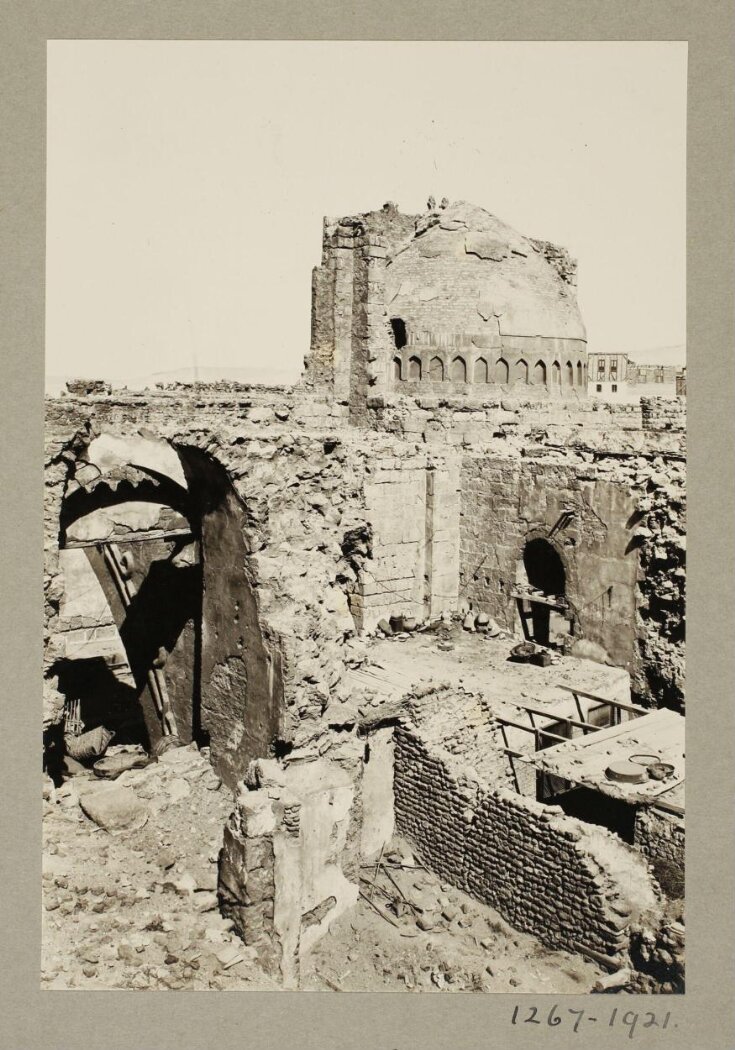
(517, 538, 568, 647)
(51, 431, 282, 790)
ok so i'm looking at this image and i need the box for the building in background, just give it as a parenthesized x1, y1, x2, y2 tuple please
(588, 352, 629, 399)
(588, 352, 682, 402)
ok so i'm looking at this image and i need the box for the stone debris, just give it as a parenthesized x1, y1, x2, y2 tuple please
(79, 786, 147, 831)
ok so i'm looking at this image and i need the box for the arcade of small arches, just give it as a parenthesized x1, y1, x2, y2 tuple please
(391, 348, 587, 390)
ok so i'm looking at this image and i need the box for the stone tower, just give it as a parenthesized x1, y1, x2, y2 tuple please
(304, 200, 588, 422)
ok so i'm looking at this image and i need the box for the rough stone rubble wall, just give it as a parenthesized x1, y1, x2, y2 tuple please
(634, 807, 685, 886)
(631, 456, 686, 711)
(219, 755, 362, 987)
(368, 393, 685, 455)
(43, 396, 370, 783)
(393, 720, 662, 962)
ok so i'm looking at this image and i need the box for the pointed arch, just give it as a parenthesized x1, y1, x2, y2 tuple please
(577, 361, 583, 387)
(450, 355, 467, 382)
(473, 357, 489, 384)
(393, 356, 403, 381)
(496, 357, 510, 384)
(408, 355, 422, 380)
(552, 361, 561, 385)
(429, 355, 444, 381)
(515, 358, 529, 384)
(533, 360, 547, 385)
(565, 361, 574, 387)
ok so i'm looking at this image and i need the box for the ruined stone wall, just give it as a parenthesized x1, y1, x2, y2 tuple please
(459, 456, 641, 671)
(629, 458, 686, 711)
(393, 720, 661, 961)
(633, 806, 685, 897)
(640, 396, 687, 434)
(459, 448, 686, 708)
(43, 397, 370, 789)
(368, 393, 685, 456)
(305, 207, 417, 406)
(220, 754, 364, 986)
(46, 385, 348, 439)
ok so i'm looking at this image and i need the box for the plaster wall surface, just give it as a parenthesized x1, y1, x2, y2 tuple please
(359, 725, 396, 859)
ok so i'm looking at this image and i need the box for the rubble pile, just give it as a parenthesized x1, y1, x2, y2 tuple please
(42, 743, 276, 990)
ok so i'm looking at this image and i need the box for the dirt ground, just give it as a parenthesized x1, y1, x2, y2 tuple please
(301, 840, 602, 993)
(42, 738, 603, 993)
(351, 621, 630, 718)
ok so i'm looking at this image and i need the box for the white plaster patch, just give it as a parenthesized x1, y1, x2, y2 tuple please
(87, 432, 188, 491)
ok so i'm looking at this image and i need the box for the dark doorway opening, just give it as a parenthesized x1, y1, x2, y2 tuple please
(390, 317, 407, 350)
(538, 780, 637, 843)
(518, 538, 568, 647)
(524, 538, 566, 595)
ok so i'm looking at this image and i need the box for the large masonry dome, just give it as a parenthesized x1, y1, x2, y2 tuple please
(306, 200, 589, 421)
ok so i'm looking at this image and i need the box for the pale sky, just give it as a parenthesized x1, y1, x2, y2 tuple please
(46, 41, 687, 388)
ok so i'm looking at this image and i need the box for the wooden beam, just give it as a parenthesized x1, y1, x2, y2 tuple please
(494, 716, 570, 744)
(64, 527, 193, 549)
(512, 591, 567, 611)
(514, 701, 603, 734)
(498, 723, 522, 794)
(501, 748, 537, 763)
(555, 684, 648, 716)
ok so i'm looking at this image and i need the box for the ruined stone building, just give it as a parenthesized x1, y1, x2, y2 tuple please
(43, 200, 686, 992)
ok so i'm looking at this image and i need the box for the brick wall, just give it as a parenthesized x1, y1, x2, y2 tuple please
(394, 721, 661, 960)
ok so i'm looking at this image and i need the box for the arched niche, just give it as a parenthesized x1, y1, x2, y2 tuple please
(473, 357, 489, 383)
(450, 355, 467, 382)
(429, 356, 444, 381)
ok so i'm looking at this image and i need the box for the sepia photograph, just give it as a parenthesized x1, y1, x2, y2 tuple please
(42, 40, 687, 995)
